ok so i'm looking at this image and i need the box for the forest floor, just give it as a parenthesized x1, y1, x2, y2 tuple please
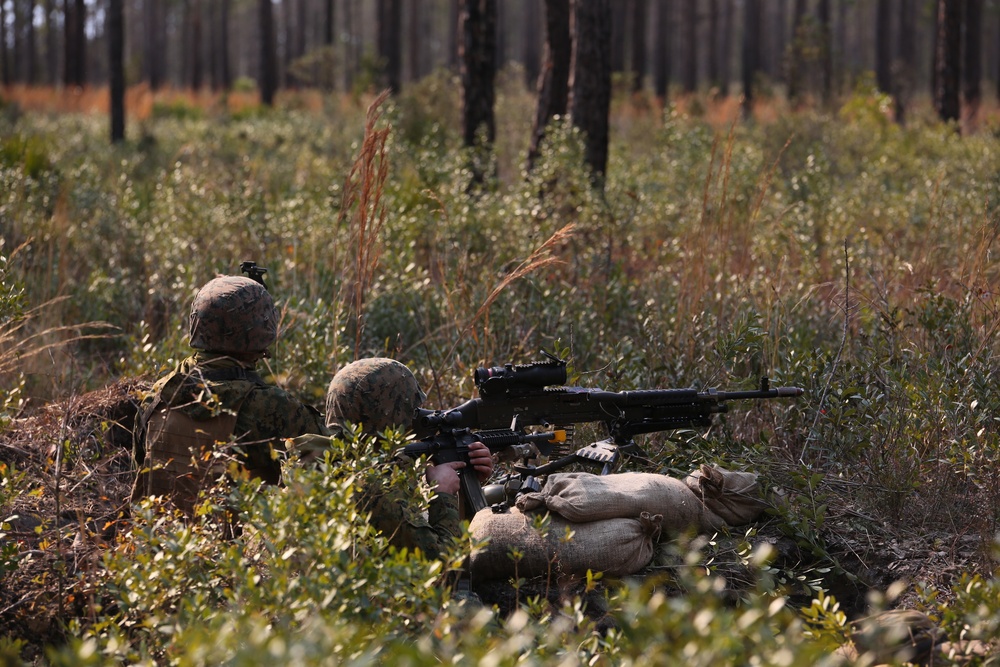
(0, 381, 993, 661)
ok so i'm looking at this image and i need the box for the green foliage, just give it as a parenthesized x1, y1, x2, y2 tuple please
(4, 88, 1000, 663)
(0, 462, 26, 579)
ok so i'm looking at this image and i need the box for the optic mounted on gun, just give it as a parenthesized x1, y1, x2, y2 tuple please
(474, 350, 568, 397)
(240, 261, 268, 289)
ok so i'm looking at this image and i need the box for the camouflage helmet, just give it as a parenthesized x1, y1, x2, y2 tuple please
(325, 358, 426, 434)
(189, 275, 278, 355)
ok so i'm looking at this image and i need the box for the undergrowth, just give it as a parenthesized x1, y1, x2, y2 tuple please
(1, 78, 999, 664)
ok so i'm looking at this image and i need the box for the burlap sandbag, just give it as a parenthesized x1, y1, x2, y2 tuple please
(683, 465, 768, 526)
(515, 471, 725, 532)
(468, 507, 661, 581)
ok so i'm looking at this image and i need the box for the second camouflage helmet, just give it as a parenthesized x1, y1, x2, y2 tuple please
(325, 358, 426, 433)
(189, 275, 278, 355)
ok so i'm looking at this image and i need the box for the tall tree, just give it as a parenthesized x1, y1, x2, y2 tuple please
(64, 0, 86, 87)
(459, 0, 497, 147)
(259, 0, 278, 105)
(407, 0, 422, 83)
(719, 0, 733, 96)
(324, 0, 334, 47)
(652, 0, 671, 98)
(786, 0, 807, 104)
(742, 0, 761, 119)
(343, 0, 356, 90)
(895, 0, 916, 123)
(45, 0, 58, 85)
(459, 0, 497, 183)
(145, 0, 166, 90)
(681, 0, 697, 92)
(24, 0, 38, 83)
(568, 0, 612, 184)
(818, 0, 833, 104)
(13, 0, 24, 82)
(523, 0, 541, 87)
(109, 0, 125, 143)
(707, 0, 719, 90)
(609, 1, 625, 74)
(875, 0, 893, 94)
(377, 0, 402, 92)
(630, 0, 647, 92)
(185, 0, 204, 90)
(448, 0, 459, 70)
(963, 0, 982, 120)
(528, 0, 570, 170)
(0, 1, 8, 86)
(933, 0, 961, 123)
(216, 0, 232, 90)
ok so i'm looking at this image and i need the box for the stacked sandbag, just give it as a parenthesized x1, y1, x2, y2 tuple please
(471, 467, 768, 582)
(683, 465, 768, 526)
(516, 471, 727, 532)
(469, 507, 662, 581)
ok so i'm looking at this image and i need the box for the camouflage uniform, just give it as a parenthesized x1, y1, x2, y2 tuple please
(132, 275, 328, 513)
(326, 358, 460, 558)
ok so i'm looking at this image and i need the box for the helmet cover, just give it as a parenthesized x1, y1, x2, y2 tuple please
(325, 358, 426, 433)
(189, 275, 278, 354)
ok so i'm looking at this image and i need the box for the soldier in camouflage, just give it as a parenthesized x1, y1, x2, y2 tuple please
(131, 274, 329, 514)
(326, 358, 494, 559)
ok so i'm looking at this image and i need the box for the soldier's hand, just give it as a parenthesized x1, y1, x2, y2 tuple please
(425, 461, 463, 495)
(467, 441, 494, 483)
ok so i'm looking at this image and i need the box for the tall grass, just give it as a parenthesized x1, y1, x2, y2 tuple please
(1, 76, 1000, 662)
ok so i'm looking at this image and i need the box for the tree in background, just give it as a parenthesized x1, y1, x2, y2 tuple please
(184, 0, 204, 91)
(894, 0, 917, 123)
(377, 0, 402, 93)
(0, 1, 8, 86)
(653, 0, 671, 99)
(528, 0, 570, 171)
(64, 0, 86, 87)
(630, 0, 647, 93)
(459, 0, 497, 184)
(742, 0, 761, 119)
(259, 0, 278, 105)
(109, 0, 125, 144)
(210, 0, 232, 91)
(568, 0, 612, 185)
(963, 0, 982, 125)
(933, 0, 961, 124)
(875, 0, 893, 95)
(786, 0, 808, 105)
(719, 0, 733, 96)
(681, 0, 697, 93)
(145, 0, 165, 90)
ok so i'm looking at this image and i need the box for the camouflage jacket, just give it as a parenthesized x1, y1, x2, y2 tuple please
(134, 353, 329, 485)
(356, 469, 461, 561)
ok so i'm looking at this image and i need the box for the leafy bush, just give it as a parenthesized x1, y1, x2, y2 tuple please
(2, 86, 1000, 663)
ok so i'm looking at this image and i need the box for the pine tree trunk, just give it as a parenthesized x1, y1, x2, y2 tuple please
(528, 0, 570, 170)
(630, 0, 647, 92)
(569, 0, 612, 184)
(742, 0, 760, 119)
(653, 0, 671, 98)
(875, 0, 893, 94)
(682, 0, 697, 92)
(719, 0, 732, 96)
(460, 0, 497, 147)
(259, 0, 278, 105)
(377, 0, 402, 92)
(933, 0, 962, 124)
(963, 0, 982, 120)
(109, 0, 125, 143)
(1, 2, 9, 86)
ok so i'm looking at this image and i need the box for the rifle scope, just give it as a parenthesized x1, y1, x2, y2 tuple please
(474, 359, 567, 396)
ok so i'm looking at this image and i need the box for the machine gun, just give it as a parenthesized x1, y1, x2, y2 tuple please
(406, 352, 804, 514)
